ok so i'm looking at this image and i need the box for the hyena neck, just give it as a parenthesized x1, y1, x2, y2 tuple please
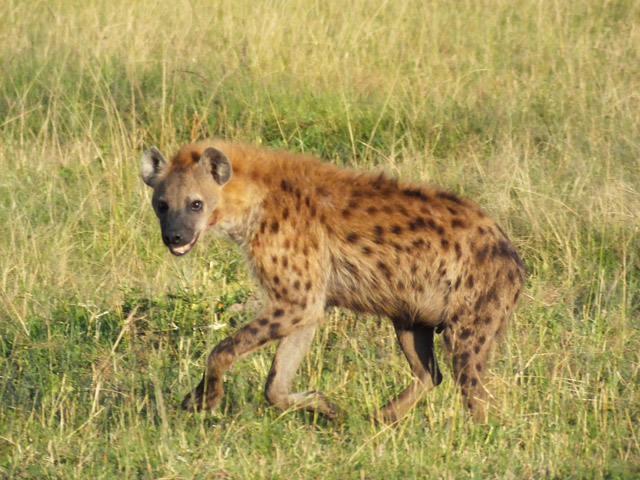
(214, 173, 265, 246)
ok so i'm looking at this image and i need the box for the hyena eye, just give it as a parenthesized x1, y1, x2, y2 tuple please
(191, 200, 203, 211)
(157, 201, 168, 213)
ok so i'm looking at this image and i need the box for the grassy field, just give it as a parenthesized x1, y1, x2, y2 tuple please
(1, 0, 639, 478)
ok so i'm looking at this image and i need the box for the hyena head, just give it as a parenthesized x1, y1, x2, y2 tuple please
(140, 146, 232, 256)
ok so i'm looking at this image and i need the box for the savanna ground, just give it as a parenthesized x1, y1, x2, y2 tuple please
(1, 0, 639, 478)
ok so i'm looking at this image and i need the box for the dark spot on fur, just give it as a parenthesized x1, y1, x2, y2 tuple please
(451, 314, 459, 324)
(346, 232, 359, 243)
(479, 335, 486, 344)
(474, 296, 484, 311)
(305, 281, 312, 291)
(271, 221, 279, 233)
(391, 225, 403, 235)
(282, 208, 289, 220)
(294, 280, 300, 290)
(460, 351, 470, 365)
(260, 221, 267, 234)
(478, 226, 486, 235)
(292, 317, 302, 325)
(269, 323, 281, 338)
(476, 363, 482, 372)
(426, 219, 445, 235)
(447, 207, 458, 215)
(258, 337, 269, 346)
(310, 206, 316, 217)
(441, 238, 449, 250)
(248, 327, 259, 336)
(402, 188, 430, 202)
(258, 318, 269, 326)
(414, 216, 426, 228)
(366, 206, 378, 215)
(467, 275, 474, 288)
(273, 276, 280, 285)
(474, 345, 481, 354)
(373, 225, 384, 236)
(452, 219, 466, 228)
(377, 261, 390, 275)
(460, 328, 472, 340)
(454, 277, 462, 290)
(362, 246, 372, 255)
(470, 377, 478, 387)
(271, 255, 277, 264)
(382, 205, 393, 214)
(341, 209, 350, 218)
(486, 285, 498, 303)
(280, 179, 290, 192)
(274, 309, 284, 318)
(282, 256, 288, 268)
(459, 373, 468, 385)
(454, 242, 462, 259)
(437, 191, 463, 205)
(476, 245, 489, 263)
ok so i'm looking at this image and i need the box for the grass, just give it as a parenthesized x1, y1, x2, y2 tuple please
(1, 0, 639, 477)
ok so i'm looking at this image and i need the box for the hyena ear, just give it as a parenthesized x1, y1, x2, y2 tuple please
(140, 147, 167, 187)
(200, 147, 232, 186)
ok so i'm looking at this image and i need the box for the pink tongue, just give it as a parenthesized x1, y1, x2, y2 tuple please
(173, 244, 191, 254)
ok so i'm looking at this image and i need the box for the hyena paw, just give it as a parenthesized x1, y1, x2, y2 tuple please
(306, 391, 338, 420)
(181, 391, 200, 411)
(371, 407, 400, 425)
(181, 381, 223, 412)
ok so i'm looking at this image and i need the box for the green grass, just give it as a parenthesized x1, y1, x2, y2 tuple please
(1, 0, 639, 478)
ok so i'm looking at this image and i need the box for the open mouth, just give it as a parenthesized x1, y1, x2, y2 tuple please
(169, 233, 200, 256)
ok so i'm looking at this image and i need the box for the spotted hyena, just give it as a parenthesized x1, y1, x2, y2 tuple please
(140, 139, 524, 422)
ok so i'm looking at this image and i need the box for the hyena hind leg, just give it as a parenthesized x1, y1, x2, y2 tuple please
(445, 314, 504, 422)
(374, 323, 442, 423)
(264, 324, 338, 419)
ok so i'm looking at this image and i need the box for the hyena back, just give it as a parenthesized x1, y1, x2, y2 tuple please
(140, 139, 524, 422)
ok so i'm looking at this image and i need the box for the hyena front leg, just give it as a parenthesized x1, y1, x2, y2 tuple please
(181, 305, 319, 412)
(264, 323, 337, 419)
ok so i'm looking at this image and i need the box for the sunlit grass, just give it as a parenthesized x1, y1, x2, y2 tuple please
(1, 0, 638, 478)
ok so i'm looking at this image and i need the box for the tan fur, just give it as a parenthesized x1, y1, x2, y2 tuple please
(141, 139, 525, 422)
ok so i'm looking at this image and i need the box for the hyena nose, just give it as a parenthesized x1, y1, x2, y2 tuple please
(164, 233, 184, 246)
